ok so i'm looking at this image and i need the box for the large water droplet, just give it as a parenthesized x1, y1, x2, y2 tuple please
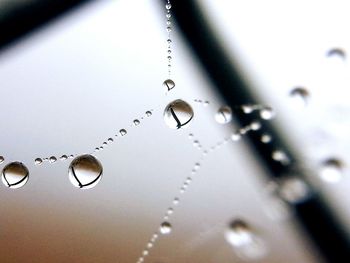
(215, 106, 232, 124)
(2, 162, 29, 189)
(290, 87, 309, 108)
(68, 154, 103, 189)
(164, 99, 194, 129)
(163, 79, 175, 92)
(319, 158, 343, 183)
(225, 219, 268, 260)
(160, 222, 172, 234)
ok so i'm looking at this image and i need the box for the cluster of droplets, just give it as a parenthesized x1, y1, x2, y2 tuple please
(193, 99, 210, 107)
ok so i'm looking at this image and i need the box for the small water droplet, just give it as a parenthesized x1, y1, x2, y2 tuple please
(2, 162, 29, 189)
(49, 156, 57, 163)
(327, 48, 346, 60)
(142, 250, 149, 256)
(204, 101, 210, 106)
(167, 38, 172, 44)
(259, 106, 275, 120)
(272, 150, 290, 165)
(164, 99, 194, 129)
(165, 3, 172, 9)
(167, 49, 171, 54)
(146, 111, 152, 117)
(290, 87, 309, 108)
(166, 26, 172, 32)
(193, 140, 199, 147)
(69, 155, 74, 159)
(60, 155, 68, 161)
(194, 163, 200, 170)
(68, 154, 103, 189)
(173, 197, 179, 205)
(35, 158, 43, 165)
(133, 119, 140, 126)
(147, 242, 153, 249)
(166, 207, 174, 215)
(278, 177, 310, 203)
(166, 13, 171, 18)
(102, 142, 108, 146)
(160, 222, 172, 234)
(215, 106, 232, 124)
(261, 134, 272, 143)
(119, 129, 127, 136)
(250, 121, 261, 131)
(163, 79, 175, 92)
(231, 132, 241, 141)
(242, 104, 254, 114)
(166, 20, 171, 26)
(167, 55, 172, 60)
(319, 158, 343, 183)
(0, 156, 4, 164)
(107, 138, 114, 143)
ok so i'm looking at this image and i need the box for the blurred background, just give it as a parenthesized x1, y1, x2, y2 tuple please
(0, 0, 349, 262)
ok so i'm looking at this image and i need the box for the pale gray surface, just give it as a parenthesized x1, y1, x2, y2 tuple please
(0, 0, 348, 262)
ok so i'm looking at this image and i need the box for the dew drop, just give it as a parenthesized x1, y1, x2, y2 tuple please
(165, 3, 172, 9)
(259, 106, 275, 120)
(290, 87, 309, 108)
(173, 197, 180, 205)
(166, 207, 174, 215)
(250, 121, 261, 131)
(166, 26, 172, 32)
(215, 106, 232, 124)
(133, 119, 140, 126)
(34, 158, 43, 165)
(261, 134, 272, 143)
(107, 138, 114, 143)
(0, 156, 4, 164)
(166, 13, 171, 19)
(146, 111, 152, 117)
(231, 132, 241, 141)
(49, 156, 57, 163)
(272, 150, 290, 165)
(68, 154, 103, 189)
(327, 48, 346, 60)
(225, 219, 268, 260)
(60, 155, 68, 161)
(242, 104, 254, 114)
(319, 158, 343, 183)
(2, 162, 29, 189)
(167, 55, 172, 60)
(102, 141, 108, 146)
(167, 38, 172, 44)
(163, 79, 175, 92)
(164, 99, 194, 129)
(278, 177, 310, 203)
(160, 222, 172, 234)
(147, 242, 153, 249)
(166, 20, 171, 26)
(119, 129, 127, 136)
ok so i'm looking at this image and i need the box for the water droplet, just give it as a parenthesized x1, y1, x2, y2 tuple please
(160, 222, 172, 234)
(147, 242, 153, 249)
(204, 101, 210, 106)
(319, 158, 343, 183)
(166, 20, 171, 26)
(102, 141, 108, 146)
(119, 129, 127, 136)
(34, 158, 43, 165)
(59, 155, 68, 161)
(167, 38, 172, 44)
(164, 99, 194, 129)
(290, 87, 309, 108)
(259, 106, 275, 120)
(166, 13, 171, 19)
(225, 219, 268, 260)
(107, 138, 114, 143)
(68, 154, 103, 189)
(163, 79, 175, 92)
(166, 207, 174, 215)
(261, 134, 272, 143)
(327, 48, 346, 60)
(193, 140, 199, 147)
(215, 106, 232, 124)
(242, 104, 254, 114)
(272, 150, 290, 165)
(133, 119, 140, 126)
(194, 163, 200, 170)
(146, 111, 152, 117)
(69, 155, 74, 158)
(231, 132, 241, 141)
(166, 26, 172, 32)
(167, 55, 172, 60)
(49, 156, 57, 163)
(250, 121, 261, 131)
(165, 3, 172, 9)
(173, 197, 179, 205)
(278, 177, 310, 203)
(2, 162, 29, 189)
(167, 49, 171, 54)
(142, 250, 149, 256)
(0, 156, 4, 163)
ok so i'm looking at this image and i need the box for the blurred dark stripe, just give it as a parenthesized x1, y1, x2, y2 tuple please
(0, 0, 92, 51)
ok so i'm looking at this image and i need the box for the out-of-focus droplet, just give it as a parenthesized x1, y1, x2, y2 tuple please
(2, 162, 29, 189)
(261, 134, 272, 143)
(164, 99, 194, 129)
(272, 150, 290, 165)
(259, 106, 275, 120)
(290, 87, 309, 108)
(0, 156, 4, 164)
(68, 154, 103, 189)
(225, 219, 268, 260)
(215, 106, 232, 124)
(278, 177, 310, 203)
(160, 222, 172, 234)
(319, 158, 343, 183)
(327, 48, 346, 61)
